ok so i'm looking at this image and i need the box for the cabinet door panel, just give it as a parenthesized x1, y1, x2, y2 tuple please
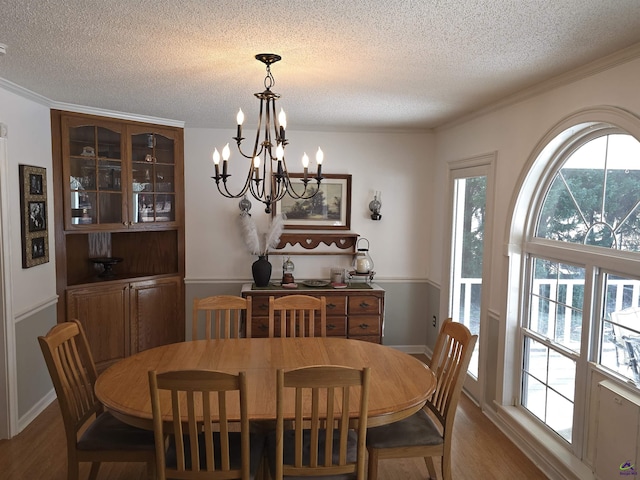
(62, 116, 126, 229)
(130, 277, 184, 352)
(129, 126, 182, 228)
(66, 283, 129, 370)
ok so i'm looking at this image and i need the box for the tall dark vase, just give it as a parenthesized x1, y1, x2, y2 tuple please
(252, 255, 272, 287)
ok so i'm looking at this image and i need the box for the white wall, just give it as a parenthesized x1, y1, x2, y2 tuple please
(0, 84, 57, 435)
(0, 87, 56, 314)
(184, 128, 434, 282)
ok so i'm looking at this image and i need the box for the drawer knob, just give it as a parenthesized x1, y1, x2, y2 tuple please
(327, 303, 337, 309)
(259, 304, 268, 310)
(258, 324, 268, 331)
(327, 324, 336, 330)
(359, 323, 369, 329)
(359, 301, 370, 308)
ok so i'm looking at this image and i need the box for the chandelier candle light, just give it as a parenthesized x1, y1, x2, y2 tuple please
(212, 53, 324, 214)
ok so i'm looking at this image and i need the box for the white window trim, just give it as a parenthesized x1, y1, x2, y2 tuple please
(500, 106, 640, 475)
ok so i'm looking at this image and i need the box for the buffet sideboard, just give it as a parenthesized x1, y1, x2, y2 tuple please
(241, 283, 385, 343)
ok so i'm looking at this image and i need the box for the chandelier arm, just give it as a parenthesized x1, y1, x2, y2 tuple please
(247, 177, 274, 213)
(282, 174, 317, 199)
(271, 175, 289, 205)
(213, 164, 255, 199)
(277, 159, 315, 200)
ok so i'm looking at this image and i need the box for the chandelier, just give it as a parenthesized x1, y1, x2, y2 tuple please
(212, 53, 324, 214)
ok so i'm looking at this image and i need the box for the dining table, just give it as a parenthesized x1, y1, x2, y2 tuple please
(95, 337, 436, 429)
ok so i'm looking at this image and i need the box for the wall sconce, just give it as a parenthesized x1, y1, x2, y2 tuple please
(369, 191, 382, 220)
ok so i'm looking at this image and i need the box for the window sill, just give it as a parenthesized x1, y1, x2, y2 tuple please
(493, 404, 595, 480)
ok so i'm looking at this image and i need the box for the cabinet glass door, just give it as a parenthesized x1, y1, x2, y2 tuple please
(66, 122, 124, 227)
(131, 131, 176, 225)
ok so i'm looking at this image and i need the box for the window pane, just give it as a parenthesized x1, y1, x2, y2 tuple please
(548, 350, 575, 401)
(450, 175, 486, 378)
(522, 336, 575, 443)
(547, 389, 573, 443)
(536, 134, 640, 252)
(599, 273, 640, 383)
(523, 336, 548, 383)
(529, 258, 584, 353)
(522, 372, 546, 421)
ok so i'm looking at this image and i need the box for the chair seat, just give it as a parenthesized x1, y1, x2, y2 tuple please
(267, 429, 358, 480)
(166, 432, 266, 479)
(366, 409, 443, 449)
(77, 411, 156, 452)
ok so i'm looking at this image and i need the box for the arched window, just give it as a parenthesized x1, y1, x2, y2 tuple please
(519, 126, 640, 447)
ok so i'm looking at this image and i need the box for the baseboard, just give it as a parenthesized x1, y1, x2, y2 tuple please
(387, 344, 429, 355)
(17, 388, 56, 434)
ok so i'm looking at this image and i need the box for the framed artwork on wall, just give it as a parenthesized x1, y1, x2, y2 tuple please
(19, 164, 49, 268)
(274, 173, 352, 230)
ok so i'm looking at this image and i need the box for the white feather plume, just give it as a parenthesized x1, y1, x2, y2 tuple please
(263, 214, 285, 254)
(239, 214, 261, 255)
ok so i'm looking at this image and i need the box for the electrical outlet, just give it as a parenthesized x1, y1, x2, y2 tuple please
(432, 315, 437, 327)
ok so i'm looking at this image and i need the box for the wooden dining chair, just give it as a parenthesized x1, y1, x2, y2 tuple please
(38, 320, 156, 480)
(267, 365, 371, 480)
(365, 318, 477, 480)
(192, 295, 253, 340)
(148, 369, 266, 480)
(268, 295, 327, 338)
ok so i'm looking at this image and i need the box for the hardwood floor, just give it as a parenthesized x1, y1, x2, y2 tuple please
(0, 361, 547, 479)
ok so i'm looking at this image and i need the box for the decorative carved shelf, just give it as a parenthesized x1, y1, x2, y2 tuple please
(273, 233, 359, 255)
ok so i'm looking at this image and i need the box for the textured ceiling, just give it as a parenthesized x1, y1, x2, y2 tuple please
(1, 1, 640, 130)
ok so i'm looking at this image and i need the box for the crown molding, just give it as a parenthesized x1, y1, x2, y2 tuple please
(0, 77, 184, 128)
(49, 101, 184, 128)
(0, 77, 50, 106)
(437, 42, 640, 132)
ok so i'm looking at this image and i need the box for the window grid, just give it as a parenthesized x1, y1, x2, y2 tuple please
(522, 132, 640, 447)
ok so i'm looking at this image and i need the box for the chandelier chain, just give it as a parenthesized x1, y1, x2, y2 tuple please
(264, 65, 275, 90)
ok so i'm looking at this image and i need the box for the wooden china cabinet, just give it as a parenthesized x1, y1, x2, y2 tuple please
(51, 110, 185, 370)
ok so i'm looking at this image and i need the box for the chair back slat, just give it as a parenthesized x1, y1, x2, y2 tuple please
(427, 318, 477, 427)
(149, 369, 250, 480)
(38, 320, 101, 436)
(193, 295, 252, 340)
(269, 295, 327, 338)
(275, 365, 370, 480)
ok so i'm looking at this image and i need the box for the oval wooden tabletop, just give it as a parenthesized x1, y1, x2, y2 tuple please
(95, 337, 436, 429)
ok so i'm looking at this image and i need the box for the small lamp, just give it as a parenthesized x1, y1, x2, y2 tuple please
(282, 257, 295, 284)
(353, 238, 374, 274)
(369, 191, 382, 220)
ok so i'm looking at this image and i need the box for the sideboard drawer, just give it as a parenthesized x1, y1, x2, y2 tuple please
(325, 296, 347, 315)
(251, 294, 341, 314)
(251, 296, 270, 315)
(347, 316, 380, 336)
(319, 316, 347, 337)
(348, 295, 381, 315)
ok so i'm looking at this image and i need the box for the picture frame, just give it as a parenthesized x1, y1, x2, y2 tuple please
(274, 174, 352, 230)
(19, 165, 49, 268)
